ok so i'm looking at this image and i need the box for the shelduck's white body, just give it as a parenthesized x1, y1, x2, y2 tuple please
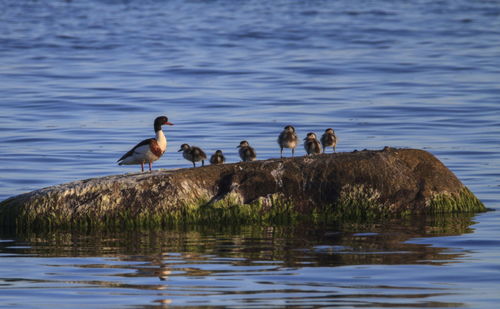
(118, 116, 173, 172)
(119, 130, 167, 164)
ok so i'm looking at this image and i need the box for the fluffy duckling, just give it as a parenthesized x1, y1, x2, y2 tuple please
(178, 144, 207, 167)
(237, 140, 257, 162)
(117, 116, 174, 172)
(321, 128, 337, 153)
(210, 150, 225, 165)
(304, 132, 322, 155)
(277, 125, 299, 158)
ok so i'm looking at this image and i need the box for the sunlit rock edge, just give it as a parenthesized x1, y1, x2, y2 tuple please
(0, 147, 486, 229)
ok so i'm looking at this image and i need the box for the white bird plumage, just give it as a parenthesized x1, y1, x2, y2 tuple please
(117, 116, 173, 172)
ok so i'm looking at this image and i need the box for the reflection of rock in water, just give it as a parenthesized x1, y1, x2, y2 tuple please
(0, 214, 478, 268)
(0, 148, 486, 228)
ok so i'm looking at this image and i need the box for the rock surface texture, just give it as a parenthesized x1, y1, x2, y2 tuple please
(0, 148, 486, 228)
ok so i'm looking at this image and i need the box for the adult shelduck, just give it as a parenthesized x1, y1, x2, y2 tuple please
(117, 116, 173, 172)
(304, 132, 322, 155)
(277, 125, 298, 158)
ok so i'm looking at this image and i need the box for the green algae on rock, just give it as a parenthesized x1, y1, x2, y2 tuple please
(0, 148, 486, 229)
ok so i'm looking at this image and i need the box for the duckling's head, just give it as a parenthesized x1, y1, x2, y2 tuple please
(154, 116, 174, 131)
(325, 128, 334, 134)
(215, 150, 223, 155)
(304, 132, 317, 140)
(237, 140, 250, 148)
(178, 144, 190, 152)
(284, 125, 295, 132)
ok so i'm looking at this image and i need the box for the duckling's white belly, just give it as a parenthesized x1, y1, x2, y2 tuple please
(282, 140, 297, 148)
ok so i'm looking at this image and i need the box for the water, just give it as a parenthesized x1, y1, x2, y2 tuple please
(0, 215, 498, 308)
(0, 0, 499, 307)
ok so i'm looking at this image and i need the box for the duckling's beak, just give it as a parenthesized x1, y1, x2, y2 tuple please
(177, 148, 182, 152)
(236, 145, 240, 148)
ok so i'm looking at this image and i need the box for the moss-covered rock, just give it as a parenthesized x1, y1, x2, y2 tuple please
(0, 148, 486, 228)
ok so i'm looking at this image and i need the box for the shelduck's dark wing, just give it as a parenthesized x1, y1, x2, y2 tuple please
(117, 138, 153, 162)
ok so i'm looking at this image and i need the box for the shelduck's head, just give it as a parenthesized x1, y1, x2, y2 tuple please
(325, 128, 334, 134)
(283, 125, 295, 133)
(154, 116, 174, 131)
(237, 140, 250, 148)
(178, 144, 190, 152)
(304, 132, 317, 141)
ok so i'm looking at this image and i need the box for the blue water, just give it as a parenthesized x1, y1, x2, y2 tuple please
(1, 0, 500, 307)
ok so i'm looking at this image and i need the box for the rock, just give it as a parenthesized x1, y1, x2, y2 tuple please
(0, 148, 486, 228)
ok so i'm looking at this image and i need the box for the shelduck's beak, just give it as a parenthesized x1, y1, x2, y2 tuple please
(165, 122, 174, 126)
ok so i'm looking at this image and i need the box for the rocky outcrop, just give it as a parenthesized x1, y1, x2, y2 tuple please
(0, 148, 486, 228)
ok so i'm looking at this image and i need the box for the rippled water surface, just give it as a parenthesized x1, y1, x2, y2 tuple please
(1, 0, 499, 308)
(0, 214, 497, 308)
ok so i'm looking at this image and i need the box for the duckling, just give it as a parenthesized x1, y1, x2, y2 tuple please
(237, 140, 257, 162)
(304, 132, 322, 155)
(321, 128, 337, 153)
(117, 116, 174, 172)
(277, 125, 299, 158)
(178, 144, 207, 167)
(210, 150, 225, 165)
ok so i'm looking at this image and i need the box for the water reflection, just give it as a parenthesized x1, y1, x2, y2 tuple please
(0, 214, 473, 267)
(0, 214, 478, 308)
(1, 214, 476, 264)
